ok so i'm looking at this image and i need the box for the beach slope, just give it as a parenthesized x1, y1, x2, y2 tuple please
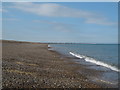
(2, 40, 100, 88)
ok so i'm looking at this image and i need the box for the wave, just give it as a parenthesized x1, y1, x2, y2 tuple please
(48, 45, 51, 48)
(69, 52, 120, 72)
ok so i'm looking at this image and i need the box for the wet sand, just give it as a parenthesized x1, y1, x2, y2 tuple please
(2, 40, 102, 88)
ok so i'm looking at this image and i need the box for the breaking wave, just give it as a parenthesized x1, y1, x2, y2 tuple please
(69, 52, 120, 72)
(48, 45, 51, 48)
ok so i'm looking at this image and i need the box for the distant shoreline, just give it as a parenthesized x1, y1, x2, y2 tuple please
(1, 39, 118, 45)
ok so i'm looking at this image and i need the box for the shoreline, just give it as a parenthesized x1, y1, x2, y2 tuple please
(2, 40, 117, 88)
(48, 44, 119, 88)
(49, 44, 119, 88)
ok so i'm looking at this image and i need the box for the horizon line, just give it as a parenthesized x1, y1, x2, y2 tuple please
(1, 39, 118, 44)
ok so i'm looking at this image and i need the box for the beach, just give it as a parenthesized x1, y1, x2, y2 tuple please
(2, 40, 106, 88)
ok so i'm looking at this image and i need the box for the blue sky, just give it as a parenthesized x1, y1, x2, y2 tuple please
(2, 2, 118, 43)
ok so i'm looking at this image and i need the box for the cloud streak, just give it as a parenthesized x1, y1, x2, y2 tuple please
(2, 18, 19, 21)
(33, 20, 74, 32)
(10, 2, 116, 26)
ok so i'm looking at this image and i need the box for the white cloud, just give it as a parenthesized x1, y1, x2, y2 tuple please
(11, 2, 116, 26)
(33, 20, 74, 32)
(86, 17, 117, 25)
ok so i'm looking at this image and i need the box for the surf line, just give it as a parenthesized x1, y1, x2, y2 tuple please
(69, 52, 120, 72)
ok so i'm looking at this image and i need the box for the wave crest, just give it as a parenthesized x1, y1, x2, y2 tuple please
(69, 52, 120, 72)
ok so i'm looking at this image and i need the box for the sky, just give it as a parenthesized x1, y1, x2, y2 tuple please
(1, 2, 118, 43)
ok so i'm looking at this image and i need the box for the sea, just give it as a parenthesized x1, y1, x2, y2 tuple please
(49, 44, 119, 87)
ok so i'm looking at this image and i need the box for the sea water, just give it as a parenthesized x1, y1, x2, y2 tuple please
(49, 44, 119, 87)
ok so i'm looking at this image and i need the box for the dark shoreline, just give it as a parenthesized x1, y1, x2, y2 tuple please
(1, 40, 118, 88)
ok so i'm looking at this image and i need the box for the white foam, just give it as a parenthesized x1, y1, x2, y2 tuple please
(48, 45, 51, 48)
(69, 52, 120, 72)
